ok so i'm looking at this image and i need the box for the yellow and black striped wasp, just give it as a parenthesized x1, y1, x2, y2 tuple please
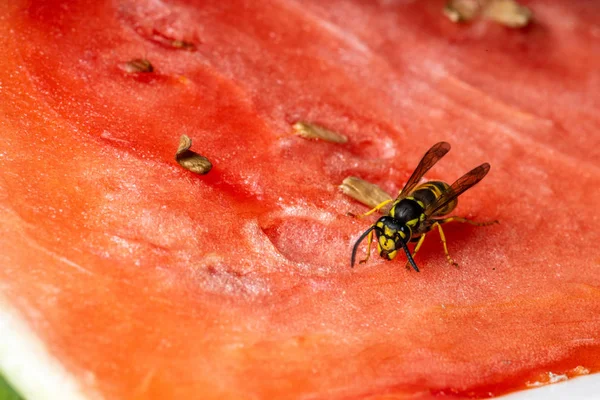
(351, 142, 497, 272)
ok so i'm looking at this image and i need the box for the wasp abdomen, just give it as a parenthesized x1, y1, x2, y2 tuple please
(411, 181, 458, 216)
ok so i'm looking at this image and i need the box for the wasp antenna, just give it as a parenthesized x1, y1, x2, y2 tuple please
(351, 225, 376, 268)
(399, 240, 420, 272)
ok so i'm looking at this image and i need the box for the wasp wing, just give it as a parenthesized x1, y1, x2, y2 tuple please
(396, 142, 451, 200)
(424, 163, 490, 218)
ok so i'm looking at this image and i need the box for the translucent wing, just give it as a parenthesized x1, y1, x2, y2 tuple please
(425, 163, 490, 218)
(396, 142, 451, 200)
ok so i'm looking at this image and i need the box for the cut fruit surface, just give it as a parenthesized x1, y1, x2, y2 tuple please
(1, 0, 600, 399)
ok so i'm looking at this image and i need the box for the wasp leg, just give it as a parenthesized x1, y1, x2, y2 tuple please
(437, 216, 499, 227)
(353, 199, 392, 219)
(404, 234, 427, 270)
(359, 229, 374, 264)
(431, 221, 459, 267)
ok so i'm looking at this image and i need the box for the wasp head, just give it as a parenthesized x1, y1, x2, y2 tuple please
(351, 216, 420, 272)
(374, 216, 412, 260)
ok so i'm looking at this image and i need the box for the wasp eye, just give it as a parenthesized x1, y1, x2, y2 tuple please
(399, 225, 412, 242)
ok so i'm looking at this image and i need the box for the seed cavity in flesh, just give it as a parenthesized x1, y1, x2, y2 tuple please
(149, 29, 197, 51)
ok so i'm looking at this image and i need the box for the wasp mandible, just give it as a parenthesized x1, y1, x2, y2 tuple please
(351, 142, 497, 272)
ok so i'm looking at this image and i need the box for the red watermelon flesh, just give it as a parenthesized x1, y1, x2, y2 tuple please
(1, 0, 600, 399)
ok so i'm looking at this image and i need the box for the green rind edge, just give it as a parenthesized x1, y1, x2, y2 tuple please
(0, 374, 23, 400)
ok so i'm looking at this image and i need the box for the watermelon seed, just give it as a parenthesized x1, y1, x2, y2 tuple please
(176, 135, 212, 175)
(483, 0, 532, 28)
(339, 176, 392, 210)
(293, 121, 348, 144)
(444, 0, 532, 28)
(121, 58, 154, 74)
(444, 0, 480, 22)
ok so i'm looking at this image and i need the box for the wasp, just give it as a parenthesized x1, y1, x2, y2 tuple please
(351, 142, 497, 272)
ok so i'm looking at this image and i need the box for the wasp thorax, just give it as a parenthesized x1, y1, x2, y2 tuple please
(374, 216, 412, 260)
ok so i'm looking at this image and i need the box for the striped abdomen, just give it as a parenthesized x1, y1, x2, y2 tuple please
(409, 180, 457, 217)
